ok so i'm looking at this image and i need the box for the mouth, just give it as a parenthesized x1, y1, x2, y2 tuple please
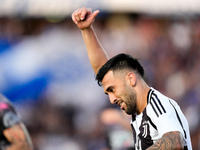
(116, 101, 123, 109)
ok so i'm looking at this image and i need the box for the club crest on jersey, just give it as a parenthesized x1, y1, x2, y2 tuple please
(141, 121, 149, 138)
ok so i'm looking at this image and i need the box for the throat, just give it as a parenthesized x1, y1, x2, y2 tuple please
(136, 86, 150, 115)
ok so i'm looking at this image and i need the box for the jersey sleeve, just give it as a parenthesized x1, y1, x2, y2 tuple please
(0, 102, 21, 129)
(147, 93, 186, 139)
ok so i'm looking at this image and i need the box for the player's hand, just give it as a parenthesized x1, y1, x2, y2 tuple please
(101, 109, 123, 125)
(71, 7, 100, 30)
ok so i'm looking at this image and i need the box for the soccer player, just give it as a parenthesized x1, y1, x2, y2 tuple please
(71, 7, 192, 150)
(0, 94, 33, 150)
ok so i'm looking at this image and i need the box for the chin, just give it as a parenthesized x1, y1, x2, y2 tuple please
(125, 110, 133, 115)
(124, 108, 136, 115)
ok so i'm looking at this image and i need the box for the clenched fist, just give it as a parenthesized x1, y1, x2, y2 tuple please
(71, 7, 100, 30)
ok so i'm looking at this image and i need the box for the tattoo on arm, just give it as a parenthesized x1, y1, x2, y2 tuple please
(147, 131, 184, 150)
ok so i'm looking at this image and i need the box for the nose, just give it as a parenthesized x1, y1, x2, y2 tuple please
(108, 93, 117, 104)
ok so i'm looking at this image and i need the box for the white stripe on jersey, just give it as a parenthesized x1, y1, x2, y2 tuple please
(130, 87, 192, 150)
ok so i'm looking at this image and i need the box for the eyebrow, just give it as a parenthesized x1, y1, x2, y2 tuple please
(105, 86, 113, 95)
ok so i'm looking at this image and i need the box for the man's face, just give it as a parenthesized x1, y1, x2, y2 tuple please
(102, 70, 137, 115)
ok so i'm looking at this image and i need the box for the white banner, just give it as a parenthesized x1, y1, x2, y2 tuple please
(0, 0, 199, 17)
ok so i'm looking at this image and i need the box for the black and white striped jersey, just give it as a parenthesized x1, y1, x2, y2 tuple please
(130, 87, 192, 150)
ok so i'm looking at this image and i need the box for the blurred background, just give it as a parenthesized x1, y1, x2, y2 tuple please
(0, 0, 199, 150)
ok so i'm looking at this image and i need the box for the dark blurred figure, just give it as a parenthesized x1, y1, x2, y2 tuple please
(100, 107, 134, 150)
(0, 94, 33, 150)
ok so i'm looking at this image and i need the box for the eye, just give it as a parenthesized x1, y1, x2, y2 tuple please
(105, 86, 115, 94)
(109, 88, 114, 93)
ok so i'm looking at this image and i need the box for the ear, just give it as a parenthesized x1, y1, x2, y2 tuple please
(127, 72, 136, 86)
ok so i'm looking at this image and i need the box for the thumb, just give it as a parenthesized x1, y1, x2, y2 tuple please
(91, 10, 100, 20)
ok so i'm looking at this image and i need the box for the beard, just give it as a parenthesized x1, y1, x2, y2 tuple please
(123, 86, 137, 115)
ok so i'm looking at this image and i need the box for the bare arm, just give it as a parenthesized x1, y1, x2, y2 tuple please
(3, 123, 33, 150)
(147, 131, 185, 150)
(72, 7, 108, 75)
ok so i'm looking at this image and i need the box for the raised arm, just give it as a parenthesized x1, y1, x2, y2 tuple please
(72, 7, 108, 75)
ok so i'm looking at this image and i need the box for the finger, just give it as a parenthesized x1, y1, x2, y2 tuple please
(80, 7, 88, 20)
(72, 9, 81, 24)
(71, 12, 78, 24)
(91, 10, 100, 20)
(87, 8, 92, 14)
(75, 9, 82, 22)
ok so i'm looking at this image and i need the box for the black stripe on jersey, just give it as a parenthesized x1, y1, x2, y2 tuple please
(147, 89, 153, 103)
(152, 93, 166, 113)
(169, 100, 187, 139)
(139, 109, 154, 150)
(147, 115, 157, 130)
(150, 101, 159, 117)
(151, 97, 163, 115)
(148, 89, 159, 117)
(131, 123, 136, 146)
(150, 92, 166, 117)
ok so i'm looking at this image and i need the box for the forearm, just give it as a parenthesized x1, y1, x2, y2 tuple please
(81, 26, 108, 75)
(3, 123, 33, 150)
(147, 131, 184, 150)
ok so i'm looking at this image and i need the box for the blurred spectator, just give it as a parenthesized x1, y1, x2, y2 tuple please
(0, 94, 33, 150)
(100, 107, 134, 150)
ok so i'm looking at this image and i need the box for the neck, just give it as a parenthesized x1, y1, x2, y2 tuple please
(136, 79, 150, 115)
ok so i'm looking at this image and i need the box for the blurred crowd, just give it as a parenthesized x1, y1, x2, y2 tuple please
(0, 13, 199, 150)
